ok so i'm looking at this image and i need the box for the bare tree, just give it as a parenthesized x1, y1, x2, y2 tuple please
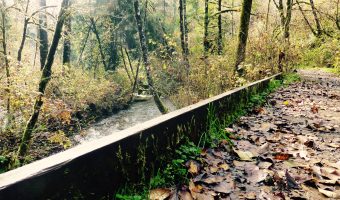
(179, 0, 189, 74)
(16, 0, 70, 162)
(134, 0, 168, 114)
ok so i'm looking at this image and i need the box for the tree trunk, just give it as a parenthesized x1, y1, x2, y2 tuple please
(179, 0, 189, 74)
(217, 0, 222, 55)
(120, 46, 133, 85)
(1, 0, 11, 123)
(17, 0, 70, 161)
(204, 0, 209, 56)
(336, 0, 340, 30)
(63, 0, 71, 65)
(296, 0, 317, 36)
(77, 24, 91, 66)
(125, 47, 135, 78)
(231, 0, 234, 36)
(38, 0, 49, 70)
(183, 0, 189, 59)
(134, 0, 168, 114)
(309, 0, 322, 36)
(265, 0, 271, 30)
(90, 17, 108, 70)
(283, 0, 293, 40)
(17, 0, 30, 63)
(234, 0, 252, 75)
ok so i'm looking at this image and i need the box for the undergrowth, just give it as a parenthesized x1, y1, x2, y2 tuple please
(114, 73, 300, 199)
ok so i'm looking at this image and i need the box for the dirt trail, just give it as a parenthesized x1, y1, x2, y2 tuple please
(154, 70, 340, 200)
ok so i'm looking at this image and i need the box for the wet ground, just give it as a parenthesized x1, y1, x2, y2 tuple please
(153, 70, 340, 199)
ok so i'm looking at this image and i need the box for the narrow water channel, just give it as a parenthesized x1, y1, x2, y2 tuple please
(75, 98, 176, 143)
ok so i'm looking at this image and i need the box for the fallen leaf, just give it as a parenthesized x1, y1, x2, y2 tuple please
(285, 170, 299, 189)
(186, 160, 200, 175)
(202, 175, 224, 184)
(213, 180, 234, 194)
(318, 188, 340, 198)
(218, 163, 230, 171)
(274, 153, 292, 161)
(311, 104, 319, 114)
(178, 190, 193, 200)
(149, 188, 171, 200)
(245, 191, 256, 199)
(258, 162, 273, 169)
(234, 148, 255, 161)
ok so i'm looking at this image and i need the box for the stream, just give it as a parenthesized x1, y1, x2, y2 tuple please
(74, 98, 177, 143)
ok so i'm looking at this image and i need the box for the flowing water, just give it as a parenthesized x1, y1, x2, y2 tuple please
(74, 98, 176, 143)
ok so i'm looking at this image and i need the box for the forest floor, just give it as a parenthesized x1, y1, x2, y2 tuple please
(152, 69, 340, 200)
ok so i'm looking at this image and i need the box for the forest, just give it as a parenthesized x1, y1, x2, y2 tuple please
(0, 0, 340, 199)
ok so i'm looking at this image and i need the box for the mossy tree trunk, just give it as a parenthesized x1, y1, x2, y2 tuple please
(179, 0, 189, 75)
(1, 0, 11, 124)
(234, 0, 253, 75)
(337, 0, 340, 30)
(204, 0, 210, 57)
(273, 0, 293, 40)
(39, 0, 49, 70)
(217, 0, 223, 55)
(265, 0, 271, 30)
(134, 0, 168, 114)
(63, 0, 72, 65)
(17, 0, 70, 161)
(309, 0, 322, 36)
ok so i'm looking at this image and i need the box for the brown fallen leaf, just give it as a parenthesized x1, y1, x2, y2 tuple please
(186, 160, 200, 175)
(195, 193, 214, 200)
(178, 190, 193, 200)
(213, 180, 234, 194)
(149, 188, 172, 200)
(274, 153, 292, 161)
(311, 104, 319, 114)
(318, 188, 340, 198)
(202, 175, 225, 184)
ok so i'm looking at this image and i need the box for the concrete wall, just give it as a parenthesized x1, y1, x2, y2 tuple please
(0, 74, 281, 199)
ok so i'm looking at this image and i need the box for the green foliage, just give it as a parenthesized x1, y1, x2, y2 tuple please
(299, 36, 340, 69)
(199, 104, 231, 147)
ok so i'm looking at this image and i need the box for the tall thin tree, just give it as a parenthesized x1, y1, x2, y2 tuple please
(16, 0, 70, 161)
(17, 0, 30, 63)
(204, 0, 210, 56)
(309, 0, 322, 36)
(63, 0, 72, 65)
(134, 0, 168, 114)
(217, 0, 223, 55)
(39, 0, 49, 70)
(234, 0, 253, 75)
(1, 0, 11, 123)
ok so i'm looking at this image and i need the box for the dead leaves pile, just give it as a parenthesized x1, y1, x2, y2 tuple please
(150, 80, 340, 199)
